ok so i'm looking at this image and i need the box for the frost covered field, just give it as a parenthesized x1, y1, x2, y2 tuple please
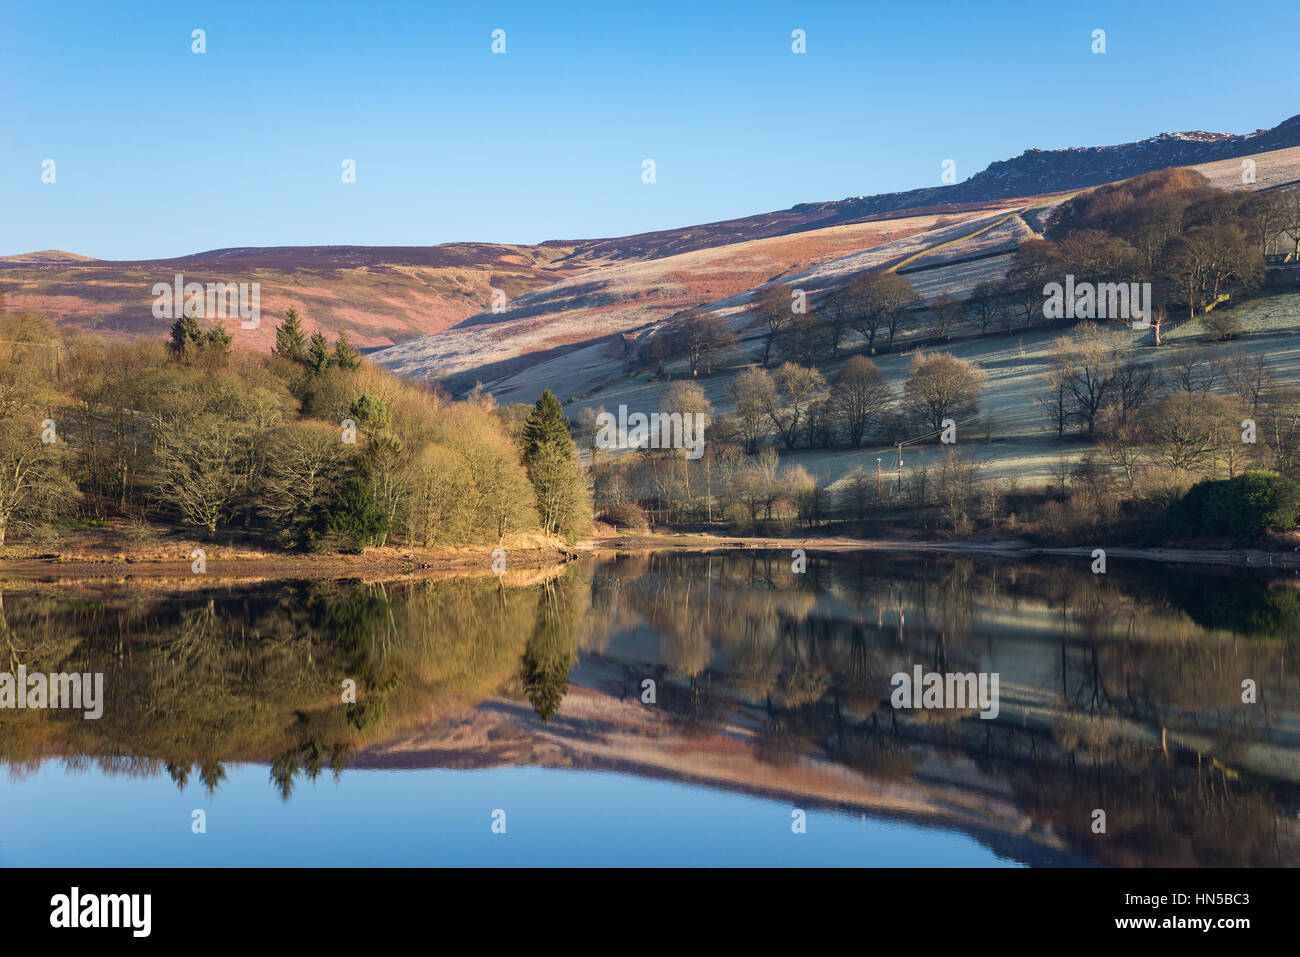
(563, 290, 1300, 494)
(370, 144, 1300, 497)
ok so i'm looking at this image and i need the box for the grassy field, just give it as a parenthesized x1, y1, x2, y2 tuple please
(566, 288, 1300, 493)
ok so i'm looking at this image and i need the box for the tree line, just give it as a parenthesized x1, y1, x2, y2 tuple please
(0, 300, 591, 549)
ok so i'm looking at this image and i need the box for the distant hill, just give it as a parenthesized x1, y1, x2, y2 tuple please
(538, 114, 1300, 265)
(5, 113, 1299, 357)
(0, 242, 587, 350)
(376, 129, 1300, 401)
(0, 249, 99, 263)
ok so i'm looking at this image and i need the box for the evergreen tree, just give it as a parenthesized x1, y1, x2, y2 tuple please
(521, 390, 571, 462)
(169, 307, 204, 360)
(306, 331, 333, 375)
(273, 307, 308, 362)
(324, 473, 391, 551)
(520, 390, 586, 535)
(333, 330, 362, 370)
(206, 322, 233, 356)
(348, 393, 390, 433)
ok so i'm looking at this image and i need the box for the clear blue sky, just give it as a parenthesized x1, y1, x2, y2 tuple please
(2, 0, 1296, 260)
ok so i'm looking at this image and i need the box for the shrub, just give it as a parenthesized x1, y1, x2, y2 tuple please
(600, 501, 649, 530)
(1167, 470, 1300, 541)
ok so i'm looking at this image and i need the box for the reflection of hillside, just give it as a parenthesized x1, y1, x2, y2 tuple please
(354, 549, 1300, 865)
(2, 550, 1298, 864)
(357, 684, 1087, 867)
(573, 552, 1300, 864)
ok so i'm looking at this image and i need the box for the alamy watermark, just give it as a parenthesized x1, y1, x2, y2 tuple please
(0, 668, 104, 719)
(1043, 275, 1151, 329)
(890, 666, 1000, 720)
(152, 273, 260, 328)
(595, 405, 706, 460)
(50, 887, 150, 937)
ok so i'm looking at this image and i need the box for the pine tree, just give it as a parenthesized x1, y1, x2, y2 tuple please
(306, 331, 333, 375)
(348, 393, 390, 432)
(521, 390, 585, 535)
(169, 307, 204, 360)
(333, 330, 361, 370)
(205, 322, 233, 357)
(273, 307, 307, 362)
(521, 390, 571, 462)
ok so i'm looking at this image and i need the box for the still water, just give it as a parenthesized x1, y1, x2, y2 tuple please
(1, 550, 1297, 866)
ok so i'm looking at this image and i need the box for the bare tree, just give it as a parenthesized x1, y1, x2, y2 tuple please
(762, 363, 826, 450)
(152, 412, 256, 536)
(1165, 224, 1264, 318)
(1142, 392, 1239, 472)
(750, 285, 796, 367)
(1049, 323, 1127, 435)
(1225, 351, 1274, 417)
(1036, 364, 1073, 439)
(926, 294, 964, 341)
(1276, 188, 1300, 261)
(848, 271, 919, 353)
(816, 288, 853, 355)
(726, 367, 775, 453)
(1109, 360, 1157, 429)
(1159, 348, 1225, 395)
(0, 418, 77, 545)
(666, 308, 738, 376)
(966, 281, 1006, 335)
(828, 355, 892, 447)
(1262, 386, 1300, 477)
(902, 352, 986, 435)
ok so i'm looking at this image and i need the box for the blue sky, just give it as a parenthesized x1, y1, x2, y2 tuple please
(2, 0, 1297, 260)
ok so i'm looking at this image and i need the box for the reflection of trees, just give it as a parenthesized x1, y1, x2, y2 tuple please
(583, 550, 1300, 865)
(1006, 759, 1283, 867)
(5, 549, 1300, 861)
(198, 762, 227, 795)
(518, 572, 584, 723)
(1163, 571, 1300, 639)
(0, 570, 574, 796)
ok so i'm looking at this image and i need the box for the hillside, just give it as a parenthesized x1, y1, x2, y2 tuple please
(372, 127, 1300, 399)
(0, 249, 99, 263)
(375, 203, 1037, 396)
(8, 114, 1300, 359)
(0, 242, 587, 350)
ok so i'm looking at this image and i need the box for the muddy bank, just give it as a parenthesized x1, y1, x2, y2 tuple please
(0, 542, 576, 588)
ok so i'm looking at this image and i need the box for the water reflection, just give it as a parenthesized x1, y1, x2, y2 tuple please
(1, 551, 1298, 866)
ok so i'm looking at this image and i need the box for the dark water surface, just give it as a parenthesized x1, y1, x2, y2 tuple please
(1, 550, 1297, 866)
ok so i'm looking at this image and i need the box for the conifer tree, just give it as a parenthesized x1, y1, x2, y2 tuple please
(333, 330, 362, 370)
(520, 390, 586, 536)
(273, 307, 308, 362)
(306, 331, 333, 375)
(204, 322, 233, 363)
(521, 390, 571, 462)
(169, 306, 204, 360)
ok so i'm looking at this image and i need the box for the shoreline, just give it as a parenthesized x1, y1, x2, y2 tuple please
(4, 530, 1298, 586)
(582, 531, 1300, 571)
(0, 542, 575, 587)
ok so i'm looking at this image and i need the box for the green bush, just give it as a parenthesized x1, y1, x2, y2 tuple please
(324, 476, 391, 551)
(1167, 470, 1300, 541)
